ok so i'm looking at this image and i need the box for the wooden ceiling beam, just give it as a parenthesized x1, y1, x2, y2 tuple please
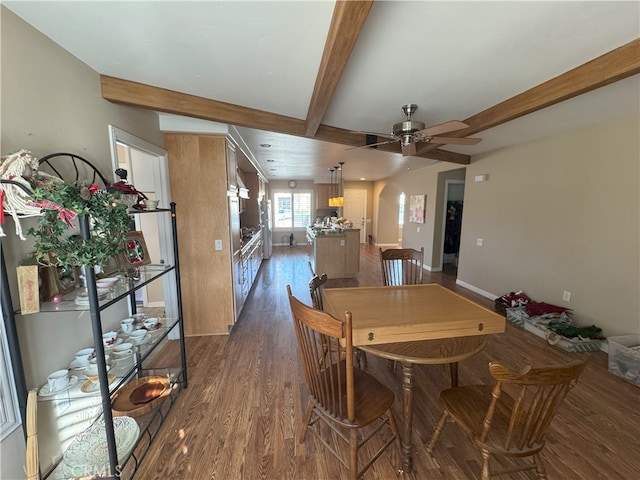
(101, 75, 308, 136)
(417, 38, 640, 155)
(101, 74, 471, 164)
(304, 1, 373, 137)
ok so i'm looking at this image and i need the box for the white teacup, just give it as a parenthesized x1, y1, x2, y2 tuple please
(102, 331, 118, 347)
(75, 347, 94, 362)
(113, 342, 133, 358)
(143, 317, 159, 329)
(47, 369, 70, 392)
(143, 199, 159, 210)
(128, 329, 147, 345)
(121, 318, 135, 334)
(86, 357, 111, 376)
(132, 313, 147, 322)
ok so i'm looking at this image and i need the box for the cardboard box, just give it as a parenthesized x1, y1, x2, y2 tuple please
(17, 265, 40, 314)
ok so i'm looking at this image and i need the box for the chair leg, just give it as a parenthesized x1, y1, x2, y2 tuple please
(534, 453, 548, 479)
(349, 428, 358, 480)
(386, 408, 402, 453)
(299, 402, 314, 442)
(360, 350, 367, 368)
(449, 362, 459, 387)
(480, 449, 491, 480)
(354, 349, 367, 369)
(425, 411, 449, 454)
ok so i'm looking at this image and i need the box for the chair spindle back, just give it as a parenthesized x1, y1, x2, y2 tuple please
(379, 247, 424, 286)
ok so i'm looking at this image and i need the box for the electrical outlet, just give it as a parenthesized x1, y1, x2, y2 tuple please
(417, 227, 420, 233)
(214, 239, 223, 251)
(562, 291, 571, 302)
(476, 238, 484, 246)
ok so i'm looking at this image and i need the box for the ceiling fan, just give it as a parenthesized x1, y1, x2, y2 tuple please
(352, 104, 482, 156)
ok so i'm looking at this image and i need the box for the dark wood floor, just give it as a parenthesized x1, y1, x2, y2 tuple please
(136, 245, 640, 479)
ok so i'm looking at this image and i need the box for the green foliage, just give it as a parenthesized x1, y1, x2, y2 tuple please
(27, 176, 131, 268)
(547, 321, 602, 339)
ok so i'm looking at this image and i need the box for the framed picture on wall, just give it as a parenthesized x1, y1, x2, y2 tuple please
(409, 195, 426, 224)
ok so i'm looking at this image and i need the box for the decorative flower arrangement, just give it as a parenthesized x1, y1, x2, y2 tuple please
(27, 174, 131, 268)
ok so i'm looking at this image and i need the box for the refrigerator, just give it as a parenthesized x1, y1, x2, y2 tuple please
(259, 200, 272, 259)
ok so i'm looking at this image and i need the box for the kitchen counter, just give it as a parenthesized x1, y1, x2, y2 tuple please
(307, 227, 360, 279)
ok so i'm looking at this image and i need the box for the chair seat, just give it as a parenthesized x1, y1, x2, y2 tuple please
(441, 385, 544, 455)
(317, 364, 396, 427)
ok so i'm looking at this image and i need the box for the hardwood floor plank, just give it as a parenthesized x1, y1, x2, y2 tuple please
(135, 245, 640, 479)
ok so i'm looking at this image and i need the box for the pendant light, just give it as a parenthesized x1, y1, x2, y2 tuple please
(328, 168, 337, 207)
(335, 162, 344, 207)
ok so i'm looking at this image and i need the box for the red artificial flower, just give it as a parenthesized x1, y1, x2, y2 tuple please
(127, 241, 136, 249)
(89, 184, 99, 194)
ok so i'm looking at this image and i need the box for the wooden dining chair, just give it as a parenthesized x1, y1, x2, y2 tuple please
(379, 247, 427, 372)
(426, 359, 588, 480)
(379, 247, 424, 286)
(309, 273, 367, 368)
(308, 273, 328, 310)
(26, 389, 39, 480)
(287, 285, 400, 480)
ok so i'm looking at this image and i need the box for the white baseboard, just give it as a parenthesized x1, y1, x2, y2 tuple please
(425, 264, 442, 272)
(145, 301, 165, 308)
(455, 279, 498, 300)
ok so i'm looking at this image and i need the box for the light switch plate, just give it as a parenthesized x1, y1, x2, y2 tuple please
(215, 239, 223, 250)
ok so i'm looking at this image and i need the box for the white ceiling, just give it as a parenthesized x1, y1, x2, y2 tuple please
(5, 1, 639, 182)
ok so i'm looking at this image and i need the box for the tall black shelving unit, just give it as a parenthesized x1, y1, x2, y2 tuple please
(1, 200, 188, 479)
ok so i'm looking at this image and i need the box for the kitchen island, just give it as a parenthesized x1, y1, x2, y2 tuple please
(306, 226, 360, 279)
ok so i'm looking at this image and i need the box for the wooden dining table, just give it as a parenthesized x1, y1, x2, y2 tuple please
(322, 284, 505, 473)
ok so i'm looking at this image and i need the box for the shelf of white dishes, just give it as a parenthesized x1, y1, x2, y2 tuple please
(43, 366, 184, 480)
(36, 317, 181, 403)
(33, 265, 175, 313)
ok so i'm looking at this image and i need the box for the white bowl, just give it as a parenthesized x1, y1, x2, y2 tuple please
(96, 277, 118, 288)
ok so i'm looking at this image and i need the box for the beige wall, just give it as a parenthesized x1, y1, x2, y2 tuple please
(375, 162, 466, 254)
(458, 115, 639, 337)
(373, 114, 639, 338)
(1, 8, 164, 476)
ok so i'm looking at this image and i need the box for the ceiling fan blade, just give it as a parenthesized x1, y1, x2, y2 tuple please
(418, 120, 469, 137)
(401, 143, 416, 156)
(354, 130, 396, 140)
(346, 139, 397, 151)
(428, 136, 482, 145)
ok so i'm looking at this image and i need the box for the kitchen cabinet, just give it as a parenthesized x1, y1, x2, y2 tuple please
(307, 227, 360, 279)
(0, 205, 187, 479)
(166, 134, 238, 334)
(237, 234, 263, 312)
(165, 134, 264, 333)
(316, 183, 338, 209)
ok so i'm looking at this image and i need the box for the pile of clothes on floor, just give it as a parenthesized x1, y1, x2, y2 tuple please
(496, 290, 603, 341)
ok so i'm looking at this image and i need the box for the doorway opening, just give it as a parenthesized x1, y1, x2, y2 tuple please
(441, 180, 464, 275)
(108, 126, 179, 330)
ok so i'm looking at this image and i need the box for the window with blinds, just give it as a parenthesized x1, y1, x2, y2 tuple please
(273, 191, 311, 229)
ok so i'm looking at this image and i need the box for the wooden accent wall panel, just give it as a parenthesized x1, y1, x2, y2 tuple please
(165, 134, 234, 335)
